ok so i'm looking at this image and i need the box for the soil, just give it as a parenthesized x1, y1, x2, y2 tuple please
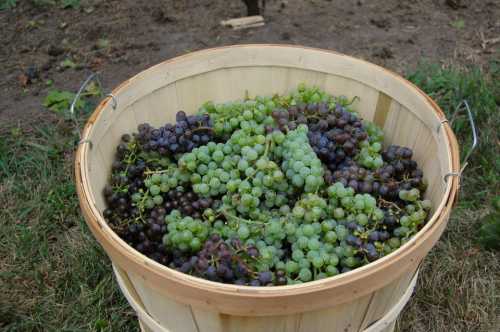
(0, 0, 499, 128)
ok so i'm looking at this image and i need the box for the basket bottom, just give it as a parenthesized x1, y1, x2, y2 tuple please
(113, 265, 417, 332)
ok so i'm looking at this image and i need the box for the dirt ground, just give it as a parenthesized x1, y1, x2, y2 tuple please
(0, 0, 499, 128)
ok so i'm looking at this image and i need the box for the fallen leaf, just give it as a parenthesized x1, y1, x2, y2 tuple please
(60, 58, 77, 69)
(18, 73, 29, 87)
(96, 38, 110, 50)
(451, 19, 465, 29)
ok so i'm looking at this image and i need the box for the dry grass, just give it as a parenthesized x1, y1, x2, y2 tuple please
(398, 209, 500, 332)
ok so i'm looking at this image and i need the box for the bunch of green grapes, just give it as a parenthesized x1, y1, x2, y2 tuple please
(162, 210, 210, 253)
(355, 121, 384, 169)
(180, 124, 291, 218)
(199, 97, 276, 139)
(280, 194, 343, 283)
(357, 141, 384, 169)
(280, 124, 325, 193)
(277, 83, 345, 108)
(395, 189, 432, 239)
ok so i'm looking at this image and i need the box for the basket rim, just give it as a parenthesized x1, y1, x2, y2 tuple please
(75, 44, 460, 298)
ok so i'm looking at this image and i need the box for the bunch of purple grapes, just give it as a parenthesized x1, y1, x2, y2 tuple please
(121, 206, 170, 265)
(172, 234, 286, 286)
(325, 145, 425, 201)
(102, 134, 145, 225)
(163, 187, 216, 219)
(136, 111, 214, 156)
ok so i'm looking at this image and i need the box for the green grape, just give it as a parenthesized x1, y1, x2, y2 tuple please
(292, 249, 304, 261)
(298, 268, 312, 282)
(149, 185, 160, 196)
(145, 199, 155, 209)
(286, 260, 299, 274)
(326, 265, 339, 276)
(153, 195, 163, 205)
(312, 256, 324, 268)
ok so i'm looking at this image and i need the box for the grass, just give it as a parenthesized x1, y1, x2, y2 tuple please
(0, 63, 498, 331)
(0, 0, 80, 10)
(0, 121, 137, 331)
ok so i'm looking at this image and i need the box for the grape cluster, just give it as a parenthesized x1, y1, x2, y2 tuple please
(382, 145, 426, 189)
(170, 234, 286, 286)
(327, 144, 426, 202)
(180, 123, 291, 218)
(162, 210, 210, 253)
(102, 134, 144, 225)
(200, 98, 276, 140)
(103, 85, 434, 287)
(121, 206, 169, 265)
(128, 165, 190, 215)
(271, 103, 370, 170)
(135, 111, 214, 157)
(162, 187, 215, 219)
(280, 124, 324, 193)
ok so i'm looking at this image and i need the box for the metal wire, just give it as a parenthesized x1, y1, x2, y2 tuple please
(439, 100, 478, 183)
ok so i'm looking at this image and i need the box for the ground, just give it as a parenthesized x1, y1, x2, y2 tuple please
(0, 1, 499, 331)
(1, 0, 499, 126)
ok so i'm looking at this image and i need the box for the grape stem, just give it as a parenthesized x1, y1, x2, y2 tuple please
(191, 126, 214, 133)
(220, 209, 265, 225)
(144, 169, 171, 175)
(343, 95, 360, 106)
(378, 197, 402, 212)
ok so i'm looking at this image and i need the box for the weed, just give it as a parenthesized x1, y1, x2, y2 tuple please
(43, 83, 102, 122)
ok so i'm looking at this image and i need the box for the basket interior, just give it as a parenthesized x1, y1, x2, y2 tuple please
(82, 48, 453, 226)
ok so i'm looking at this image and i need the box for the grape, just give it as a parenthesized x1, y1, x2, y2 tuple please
(298, 268, 312, 282)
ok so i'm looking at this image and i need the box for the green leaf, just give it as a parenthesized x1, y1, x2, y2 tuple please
(43, 89, 86, 115)
(96, 38, 109, 50)
(60, 0, 80, 9)
(451, 19, 465, 29)
(0, 0, 17, 10)
(60, 58, 77, 69)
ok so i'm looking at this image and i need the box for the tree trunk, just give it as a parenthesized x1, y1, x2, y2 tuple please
(242, 0, 260, 16)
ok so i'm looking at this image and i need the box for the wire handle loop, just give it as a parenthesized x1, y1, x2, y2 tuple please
(70, 72, 103, 140)
(442, 100, 478, 183)
(70, 73, 118, 148)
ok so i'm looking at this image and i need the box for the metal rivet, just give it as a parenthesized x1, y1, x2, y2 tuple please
(106, 93, 118, 110)
(78, 139, 93, 149)
(444, 172, 460, 182)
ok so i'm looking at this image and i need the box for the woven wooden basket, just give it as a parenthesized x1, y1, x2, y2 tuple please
(75, 45, 460, 332)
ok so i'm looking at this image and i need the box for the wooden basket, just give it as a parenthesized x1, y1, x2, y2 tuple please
(75, 45, 460, 332)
